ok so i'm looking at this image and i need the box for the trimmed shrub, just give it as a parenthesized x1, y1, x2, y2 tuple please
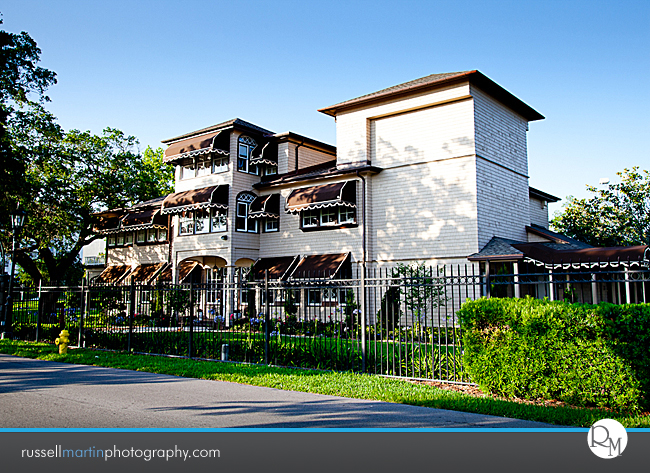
(458, 298, 650, 412)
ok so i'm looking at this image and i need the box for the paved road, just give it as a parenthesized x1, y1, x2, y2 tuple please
(0, 354, 553, 428)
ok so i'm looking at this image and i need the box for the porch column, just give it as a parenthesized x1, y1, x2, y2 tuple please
(591, 272, 598, 304)
(548, 269, 554, 301)
(513, 262, 520, 299)
(624, 266, 631, 303)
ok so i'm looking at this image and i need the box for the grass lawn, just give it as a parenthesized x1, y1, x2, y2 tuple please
(1, 339, 648, 428)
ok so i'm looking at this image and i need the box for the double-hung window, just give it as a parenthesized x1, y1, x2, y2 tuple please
(179, 208, 227, 235)
(211, 208, 227, 232)
(213, 157, 228, 173)
(235, 192, 258, 233)
(302, 209, 319, 228)
(179, 211, 194, 235)
(194, 209, 210, 234)
(300, 207, 356, 230)
(237, 136, 258, 175)
(264, 218, 279, 232)
(196, 159, 211, 177)
(181, 162, 196, 180)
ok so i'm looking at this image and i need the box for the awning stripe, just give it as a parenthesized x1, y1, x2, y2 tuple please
(250, 141, 277, 165)
(95, 265, 131, 284)
(163, 130, 230, 163)
(122, 209, 168, 231)
(289, 252, 351, 279)
(285, 181, 355, 214)
(161, 185, 229, 215)
(252, 256, 299, 280)
(249, 194, 280, 219)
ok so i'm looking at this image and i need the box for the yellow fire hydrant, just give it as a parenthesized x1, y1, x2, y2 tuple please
(55, 330, 70, 355)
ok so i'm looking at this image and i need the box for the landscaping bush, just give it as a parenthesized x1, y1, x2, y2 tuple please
(457, 297, 650, 412)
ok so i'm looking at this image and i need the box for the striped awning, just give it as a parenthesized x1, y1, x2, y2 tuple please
(121, 209, 168, 231)
(161, 185, 229, 215)
(289, 253, 351, 279)
(126, 263, 166, 284)
(95, 265, 131, 284)
(249, 194, 280, 219)
(93, 210, 126, 235)
(250, 141, 278, 166)
(285, 181, 355, 214)
(163, 130, 229, 163)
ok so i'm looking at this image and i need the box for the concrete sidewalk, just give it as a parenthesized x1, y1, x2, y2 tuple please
(0, 354, 553, 428)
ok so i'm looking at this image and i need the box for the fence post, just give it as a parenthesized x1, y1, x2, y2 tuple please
(485, 262, 491, 298)
(188, 281, 194, 359)
(360, 263, 366, 372)
(77, 278, 86, 348)
(127, 281, 135, 352)
(264, 269, 270, 365)
(591, 272, 598, 304)
(513, 262, 520, 298)
(548, 269, 554, 301)
(35, 279, 42, 342)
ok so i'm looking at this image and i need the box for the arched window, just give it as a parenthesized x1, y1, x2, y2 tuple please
(235, 191, 258, 233)
(237, 135, 258, 175)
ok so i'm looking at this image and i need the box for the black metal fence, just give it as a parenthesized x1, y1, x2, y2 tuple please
(3, 263, 649, 384)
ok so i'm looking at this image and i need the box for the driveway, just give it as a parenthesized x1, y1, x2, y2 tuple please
(0, 354, 553, 428)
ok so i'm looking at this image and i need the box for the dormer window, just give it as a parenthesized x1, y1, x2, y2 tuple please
(237, 136, 258, 175)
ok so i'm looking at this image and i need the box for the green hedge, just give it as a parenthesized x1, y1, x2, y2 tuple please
(457, 298, 650, 413)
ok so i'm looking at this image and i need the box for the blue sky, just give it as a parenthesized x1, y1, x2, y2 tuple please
(3, 0, 649, 216)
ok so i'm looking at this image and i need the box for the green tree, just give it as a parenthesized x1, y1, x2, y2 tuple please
(551, 167, 650, 247)
(135, 146, 174, 199)
(0, 21, 174, 285)
(0, 19, 57, 222)
(8, 122, 174, 284)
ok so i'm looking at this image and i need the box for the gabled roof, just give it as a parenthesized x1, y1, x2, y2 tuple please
(318, 70, 544, 122)
(161, 118, 274, 145)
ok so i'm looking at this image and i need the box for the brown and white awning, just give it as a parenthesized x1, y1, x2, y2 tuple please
(121, 209, 168, 231)
(126, 263, 167, 284)
(161, 185, 229, 215)
(95, 265, 131, 284)
(249, 193, 280, 219)
(163, 130, 229, 163)
(252, 256, 299, 280)
(93, 210, 126, 235)
(285, 181, 355, 214)
(289, 252, 351, 279)
(250, 141, 278, 166)
(178, 260, 201, 282)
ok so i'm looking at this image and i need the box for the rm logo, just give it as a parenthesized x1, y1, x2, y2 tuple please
(588, 419, 627, 459)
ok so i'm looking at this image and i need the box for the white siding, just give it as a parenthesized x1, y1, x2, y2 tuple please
(370, 99, 475, 168)
(369, 157, 479, 263)
(529, 196, 550, 228)
(476, 158, 529, 247)
(336, 83, 471, 167)
(107, 243, 169, 267)
(472, 85, 529, 176)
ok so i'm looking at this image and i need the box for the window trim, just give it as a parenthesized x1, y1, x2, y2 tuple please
(299, 206, 357, 231)
(237, 136, 259, 175)
(178, 208, 228, 236)
(263, 218, 279, 233)
(235, 192, 258, 233)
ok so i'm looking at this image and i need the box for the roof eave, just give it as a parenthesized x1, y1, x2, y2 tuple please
(319, 70, 544, 122)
